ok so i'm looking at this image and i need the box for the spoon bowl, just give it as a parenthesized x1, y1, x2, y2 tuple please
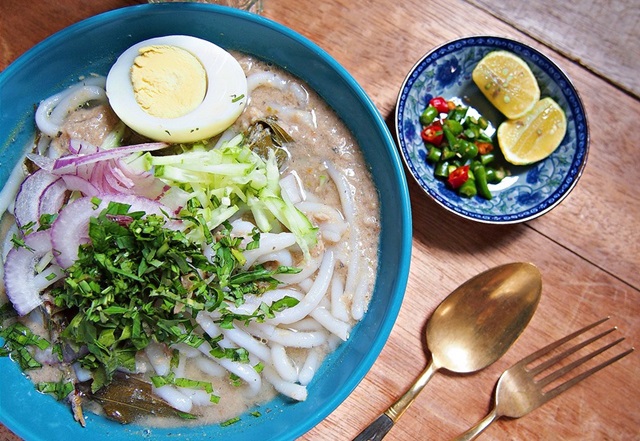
(353, 262, 542, 441)
(428, 262, 542, 372)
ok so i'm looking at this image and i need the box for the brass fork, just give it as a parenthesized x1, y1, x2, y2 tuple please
(453, 317, 634, 440)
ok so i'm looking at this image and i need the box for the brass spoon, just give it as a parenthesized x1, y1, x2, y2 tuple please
(353, 262, 542, 441)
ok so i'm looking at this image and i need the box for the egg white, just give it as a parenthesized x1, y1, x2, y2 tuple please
(106, 35, 247, 143)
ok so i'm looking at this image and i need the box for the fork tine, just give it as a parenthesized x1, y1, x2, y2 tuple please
(536, 337, 625, 388)
(528, 327, 617, 376)
(542, 347, 634, 401)
(520, 317, 610, 365)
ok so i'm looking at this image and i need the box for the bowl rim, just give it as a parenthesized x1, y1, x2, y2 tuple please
(395, 35, 590, 224)
(0, 4, 413, 441)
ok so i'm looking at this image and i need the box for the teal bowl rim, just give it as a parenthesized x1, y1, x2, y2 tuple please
(0, 4, 412, 441)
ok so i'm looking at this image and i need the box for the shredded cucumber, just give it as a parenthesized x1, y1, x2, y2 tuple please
(139, 137, 318, 258)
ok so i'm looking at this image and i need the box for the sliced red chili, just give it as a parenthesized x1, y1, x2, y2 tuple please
(429, 96, 450, 114)
(447, 165, 470, 189)
(421, 121, 444, 146)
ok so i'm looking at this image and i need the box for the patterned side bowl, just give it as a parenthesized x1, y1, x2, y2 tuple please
(395, 36, 589, 224)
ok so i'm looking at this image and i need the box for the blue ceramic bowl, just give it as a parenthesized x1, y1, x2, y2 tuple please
(396, 36, 589, 223)
(0, 4, 412, 440)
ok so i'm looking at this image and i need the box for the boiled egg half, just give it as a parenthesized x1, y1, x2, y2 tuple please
(106, 35, 247, 143)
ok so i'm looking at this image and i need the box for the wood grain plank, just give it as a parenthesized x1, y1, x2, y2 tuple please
(464, 0, 640, 98)
(0, 0, 144, 71)
(0, 1, 638, 440)
(263, 0, 640, 288)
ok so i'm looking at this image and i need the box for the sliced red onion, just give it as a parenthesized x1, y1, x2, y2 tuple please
(115, 157, 147, 178)
(14, 169, 61, 228)
(115, 158, 190, 213)
(52, 142, 169, 175)
(3, 230, 60, 316)
(51, 194, 180, 268)
(110, 165, 136, 189)
(68, 138, 99, 155)
(60, 175, 100, 197)
(88, 161, 109, 194)
(102, 164, 137, 195)
(38, 178, 68, 220)
(26, 153, 55, 172)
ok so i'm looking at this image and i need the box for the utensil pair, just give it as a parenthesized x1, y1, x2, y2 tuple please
(353, 262, 634, 440)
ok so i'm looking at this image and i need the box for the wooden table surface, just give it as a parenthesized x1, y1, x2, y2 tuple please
(1, 1, 638, 440)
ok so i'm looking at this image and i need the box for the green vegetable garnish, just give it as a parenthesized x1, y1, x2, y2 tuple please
(135, 138, 317, 259)
(36, 378, 75, 400)
(0, 322, 50, 370)
(221, 416, 241, 427)
(52, 201, 300, 392)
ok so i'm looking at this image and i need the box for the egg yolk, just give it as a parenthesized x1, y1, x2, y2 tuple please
(131, 45, 207, 119)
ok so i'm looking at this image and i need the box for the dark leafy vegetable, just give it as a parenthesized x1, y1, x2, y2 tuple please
(245, 116, 293, 168)
(83, 373, 196, 424)
(51, 201, 300, 392)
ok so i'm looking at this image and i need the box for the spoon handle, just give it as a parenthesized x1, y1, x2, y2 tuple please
(351, 414, 394, 441)
(352, 361, 438, 441)
(451, 406, 499, 441)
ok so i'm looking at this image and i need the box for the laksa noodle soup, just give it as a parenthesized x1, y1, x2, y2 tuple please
(0, 35, 380, 427)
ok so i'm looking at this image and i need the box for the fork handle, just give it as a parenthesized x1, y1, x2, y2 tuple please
(451, 406, 499, 441)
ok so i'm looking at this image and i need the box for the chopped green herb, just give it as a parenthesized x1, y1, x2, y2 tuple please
(229, 373, 243, 388)
(36, 378, 75, 400)
(51, 203, 300, 392)
(220, 416, 241, 427)
(10, 233, 33, 251)
(19, 220, 37, 235)
(0, 322, 50, 370)
(37, 213, 57, 230)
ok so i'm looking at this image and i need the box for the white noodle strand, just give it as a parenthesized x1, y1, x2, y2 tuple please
(153, 385, 193, 413)
(275, 254, 321, 284)
(145, 342, 171, 376)
(194, 356, 226, 377)
(263, 365, 307, 401)
(179, 388, 215, 407)
(268, 250, 335, 325)
(311, 306, 351, 341)
(351, 272, 372, 321)
(298, 349, 320, 386)
(242, 232, 296, 269)
(330, 273, 350, 322)
(49, 86, 107, 126)
(0, 155, 27, 216)
(222, 327, 272, 363)
(254, 249, 293, 267)
(247, 322, 327, 348)
(270, 343, 298, 383)
(197, 341, 262, 396)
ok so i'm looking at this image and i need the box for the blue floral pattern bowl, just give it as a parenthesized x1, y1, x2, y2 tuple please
(395, 36, 589, 223)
